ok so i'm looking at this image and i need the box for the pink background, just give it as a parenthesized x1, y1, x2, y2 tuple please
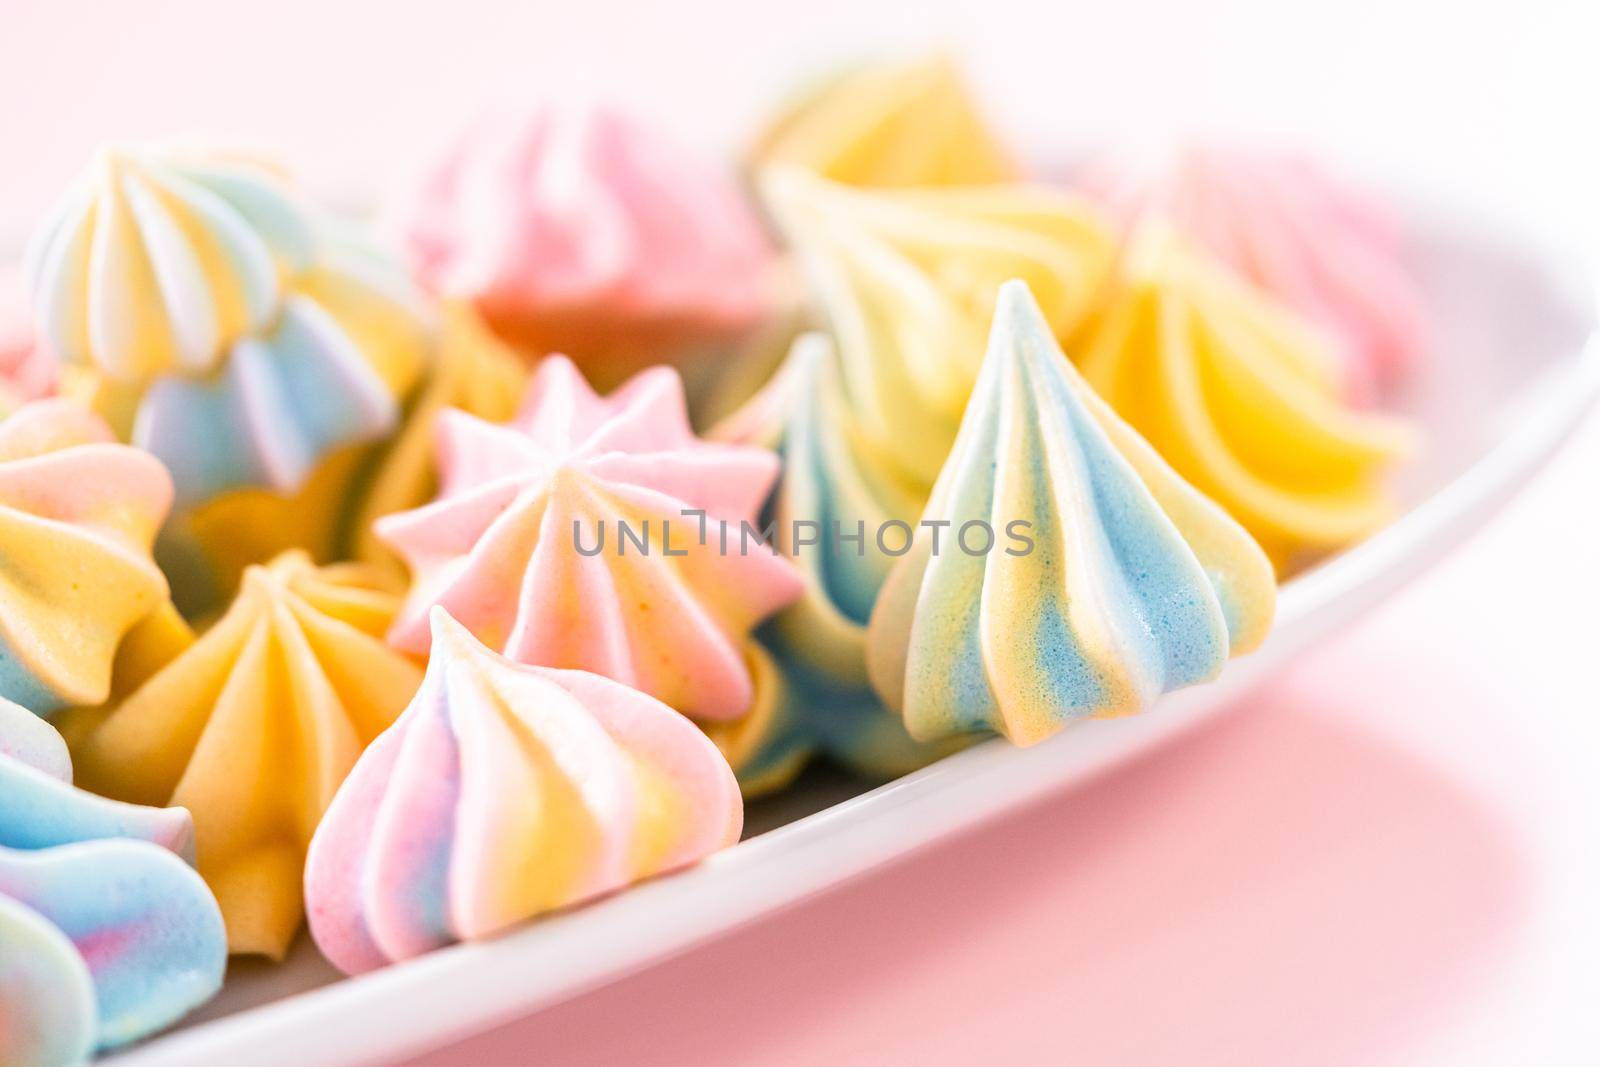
(4, 1, 1599, 1062)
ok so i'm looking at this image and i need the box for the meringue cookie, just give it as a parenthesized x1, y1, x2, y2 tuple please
(1079, 146, 1426, 402)
(762, 166, 1116, 491)
(0, 698, 192, 858)
(0, 399, 172, 713)
(866, 281, 1277, 746)
(1075, 225, 1415, 570)
(25, 147, 315, 383)
(378, 355, 803, 723)
(0, 839, 226, 1054)
(751, 54, 1018, 187)
(71, 551, 423, 958)
(351, 302, 528, 579)
(304, 608, 743, 975)
(399, 101, 777, 389)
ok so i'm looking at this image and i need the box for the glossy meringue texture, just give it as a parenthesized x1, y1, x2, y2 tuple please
(71, 551, 423, 958)
(762, 166, 1116, 491)
(351, 301, 528, 580)
(25, 145, 432, 617)
(0, 700, 224, 1058)
(0, 399, 172, 714)
(399, 100, 778, 389)
(751, 53, 1019, 187)
(304, 609, 743, 975)
(378, 355, 803, 724)
(1075, 225, 1415, 571)
(867, 281, 1277, 746)
(711, 334, 959, 784)
(1079, 145, 1426, 402)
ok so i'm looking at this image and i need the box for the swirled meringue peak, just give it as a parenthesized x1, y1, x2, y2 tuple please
(1075, 224, 1415, 571)
(867, 281, 1276, 747)
(0, 838, 226, 1055)
(1080, 145, 1426, 402)
(762, 166, 1116, 491)
(751, 54, 1019, 187)
(378, 355, 803, 723)
(0, 399, 172, 713)
(399, 101, 777, 387)
(71, 551, 423, 957)
(304, 608, 742, 974)
(25, 146, 315, 384)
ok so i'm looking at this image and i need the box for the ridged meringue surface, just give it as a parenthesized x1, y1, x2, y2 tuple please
(867, 281, 1277, 746)
(304, 609, 743, 975)
(400, 101, 776, 386)
(71, 551, 423, 957)
(0, 399, 172, 713)
(1075, 226, 1414, 570)
(378, 355, 803, 723)
(751, 54, 1018, 187)
(25, 148, 315, 384)
(1081, 146, 1426, 402)
(762, 166, 1116, 490)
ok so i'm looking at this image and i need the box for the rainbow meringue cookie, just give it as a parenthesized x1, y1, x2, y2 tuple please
(304, 608, 742, 974)
(711, 334, 962, 786)
(761, 166, 1116, 492)
(1074, 224, 1415, 571)
(1079, 145, 1427, 403)
(0, 700, 225, 1058)
(25, 145, 432, 610)
(398, 101, 779, 390)
(751, 54, 1019, 187)
(0, 398, 172, 714)
(378, 355, 803, 724)
(71, 551, 423, 958)
(866, 281, 1277, 746)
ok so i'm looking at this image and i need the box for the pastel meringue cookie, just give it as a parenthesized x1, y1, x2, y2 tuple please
(0, 268, 57, 416)
(25, 146, 315, 384)
(71, 551, 424, 958)
(1075, 225, 1415, 571)
(304, 608, 742, 975)
(398, 101, 778, 389)
(0, 698, 192, 858)
(378, 355, 803, 724)
(350, 302, 529, 580)
(751, 54, 1018, 187)
(27, 145, 432, 613)
(0, 839, 226, 1055)
(866, 281, 1277, 746)
(0, 398, 173, 713)
(1079, 146, 1426, 401)
(762, 166, 1116, 491)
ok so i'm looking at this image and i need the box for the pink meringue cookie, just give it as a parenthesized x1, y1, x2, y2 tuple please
(398, 101, 779, 388)
(304, 608, 743, 975)
(1078, 145, 1426, 402)
(377, 355, 803, 723)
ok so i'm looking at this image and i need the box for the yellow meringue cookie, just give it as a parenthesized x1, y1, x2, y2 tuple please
(349, 302, 528, 580)
(762, 166, 1117, 491)
(1073, 225, 1415, 571)
(70, 551, 423, 958)
(752, 54, 1018, 186)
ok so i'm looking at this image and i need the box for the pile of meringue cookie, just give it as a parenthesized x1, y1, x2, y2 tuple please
(0, 53, 1423, 1061)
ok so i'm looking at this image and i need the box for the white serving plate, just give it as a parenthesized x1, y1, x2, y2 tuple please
(107, 193, 1599, 1067)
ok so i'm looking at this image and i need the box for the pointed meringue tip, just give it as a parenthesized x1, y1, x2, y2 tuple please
(427, 605, 479, 654)
(993, 278, 1049, 338)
